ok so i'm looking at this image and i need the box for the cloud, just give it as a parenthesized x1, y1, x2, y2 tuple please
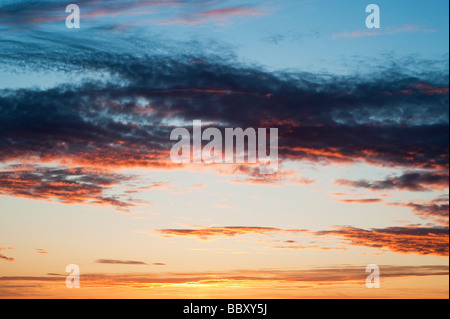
(170, 184, 206, 194)
(36, 249, 48, 254)
(1, 265, 447, 286)
(156, 222, 449, 256)
(333, 24, 436, 39)
(338, 198, 383, 204)
(0, 0, 265, 29)
(316, 226, 449, 256)
(125, 182, 171, 194)
(95, 259, 148, 265)
(221, 165, 315, 186)
(332, 30, 380, 39)
(156, 226, 305, 240)
(390, 195, 449, 226)
(1, 264, 448, 298)
(0, 164, 139, 209)
(335, 171, 449, 192)
(159, 5, 267, 25)
(0, 36, 448, 184)
(0, 255, 15, 262)
(0, 248, 15, 262)
(271, 245, 347, 251)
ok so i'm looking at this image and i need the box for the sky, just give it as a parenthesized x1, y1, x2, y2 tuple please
(0, 0, 448, 299)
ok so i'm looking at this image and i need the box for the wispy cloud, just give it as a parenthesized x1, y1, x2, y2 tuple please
(0, 0, 267, 29)
(390, 195, 449, 226)
(271, 245, 347, 251)
(0, 264, 447, 298)
(333, 24, 437, 39)
(332, 30, 380, 39)
(0, 165, 139, 210)
(1, 264, 447, 285)
(338, 198, 383, 204)
(335, 171, 449, 192)
(0, 255, 15, 262)
(0, 248, 15, 262)
(155, 223, 449, 256)
(0, 0, 210, 26)
(219, 165, 315, 186)
(156, 226, 306, 240)
(159, 4, 267, 25)
(95, 259, 148, 265)
(316, 226, 449, 256)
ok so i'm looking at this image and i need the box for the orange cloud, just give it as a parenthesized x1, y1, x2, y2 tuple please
(338, 198, 383, 204)
(0, 165, 147, 210)
(0, 264, 447, 287)
(0, 248, 15, 262)
(0, 265, 448, 298)
(156, 226, 305, 240)
(95, 259, 148, 265)
(390, 195, 449, 226)
(271, 245, 347, 251)
(316, 226, 449, 256)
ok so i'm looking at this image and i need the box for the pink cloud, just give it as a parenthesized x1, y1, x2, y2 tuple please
(159, 5, 267, 25)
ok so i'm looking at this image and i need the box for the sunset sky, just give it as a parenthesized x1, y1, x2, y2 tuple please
(0, 0, 448, 299)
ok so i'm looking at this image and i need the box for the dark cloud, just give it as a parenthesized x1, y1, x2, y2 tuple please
(316, 226, 449, 256)
(95, 259, 148, 265)
(0, 33, 447, 196)
(0, 248, 15, 262)
(390, 195, 449, 226)
(0, 44, 447, 172)
(0, 164, 138, 209)
(335, 171, 449, 192)
(156, 223, 449, 256)
(0, 255, 15, 262)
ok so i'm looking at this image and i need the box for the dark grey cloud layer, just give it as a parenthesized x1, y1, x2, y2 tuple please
(336, 171, 449, 192)
(1, 38, 448, 171)
(316, 226, 449, 256)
